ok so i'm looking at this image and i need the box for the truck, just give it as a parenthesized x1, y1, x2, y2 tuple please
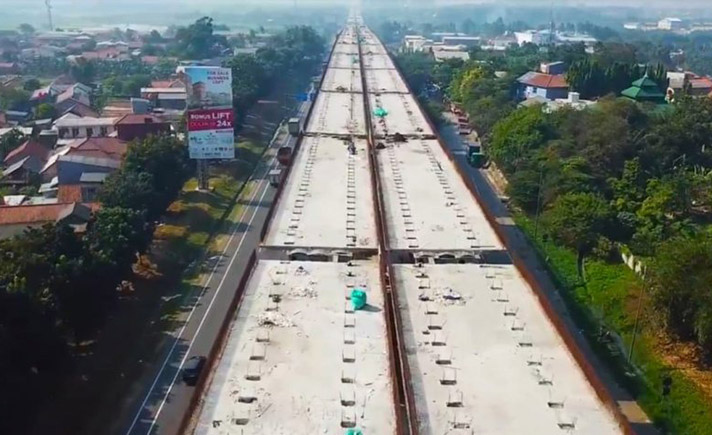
(288, 117, 302, 137)
(268, 168, 284, 187)
(466, 142, 485, 168)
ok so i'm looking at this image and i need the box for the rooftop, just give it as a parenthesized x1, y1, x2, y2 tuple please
(195, 260, 396, 434)
(517, 72, 569, 89)
(3, 140, 50, 165)
(264, 137, 376, 250)
(394, 264, 621, 434)
(115, 114, 167, 125)
(54, 116, 119, 128)
(0, 202, 98, 226)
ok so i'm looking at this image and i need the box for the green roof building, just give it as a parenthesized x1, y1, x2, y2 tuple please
(621, 74, 666, 103)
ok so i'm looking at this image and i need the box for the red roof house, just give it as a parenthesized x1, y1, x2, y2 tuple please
(3, 140, 50, 167)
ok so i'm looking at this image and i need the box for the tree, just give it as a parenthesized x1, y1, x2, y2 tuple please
(18, 23, 35, 35)
(0, 87, 30, 111)
(86, 207, 151, 276)
(649, 233, 712, 359)
(450, 64, 488, 102)
(100, 168, 158, 214)
(23, 78, 40, 91)
(544, 192, 611, 278)
(489, 106, 552, 173)
(101, 135, 191, 221)
(145, 29, 164, 44)
(122, 75, 152, 97)
(173, 16, 227, 59)
(393, 52, 433, 95)
(69, 59, 96, 83)
(35, 103, 56, 120)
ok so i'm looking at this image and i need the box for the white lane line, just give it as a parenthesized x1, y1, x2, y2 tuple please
(124, 152, 277, 435)
(145, 176, 273, 434)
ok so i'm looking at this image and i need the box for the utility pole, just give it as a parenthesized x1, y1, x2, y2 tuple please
(628, 271, 647, 363)
(45, 0, 54, 31)
(533, 167, 544, 240)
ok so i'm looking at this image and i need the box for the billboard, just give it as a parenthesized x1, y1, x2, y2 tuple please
(183, 66, 235, 160)
(183, 66, 233, 110)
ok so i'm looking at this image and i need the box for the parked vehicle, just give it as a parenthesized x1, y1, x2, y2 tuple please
(288, 117, 302, 137)
(277, 146, 293, 166)
(182, 355, 207, 385)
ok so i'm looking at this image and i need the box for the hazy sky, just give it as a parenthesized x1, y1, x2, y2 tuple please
(2, 0, 711, 30)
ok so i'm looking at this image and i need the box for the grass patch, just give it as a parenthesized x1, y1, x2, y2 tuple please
(514, 213, 712, 434)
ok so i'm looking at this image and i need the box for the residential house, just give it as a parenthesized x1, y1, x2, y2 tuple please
(521, 92, 595, 112)
(403, 35, 430, 52)
(140, 87, 187, 110)
(667, 71, 712, 98)
(54, 83, 93, 114)
(41, 137, 126, 181)
(3, 139, 50, 168)
(4, 111, 32, 125)
(54, 155, 121, 184)
(53, 114, 118, 139)
(62, 103, 99, 118)
(481, 35, 517, 51)
(658, 18, 683, 31)
(441, 36, 481, 48)
(1, 156, 43, 187)
(115, 114, 170, 141)
(0, 62, 20, 74)
(0, 202, 97, 239)
(0, 75, 23, 90)
(233, 47, 259, 56)
(515, 30, 550, 46)
(540, 61, 567, 75)
(20, 45, 64, 60)
(431, 46, 470, 62)
(516, 71, 569, 100)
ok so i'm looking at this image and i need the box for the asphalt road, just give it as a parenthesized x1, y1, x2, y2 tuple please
(438, 121, 657, 434)
(121, 100, 309, 435)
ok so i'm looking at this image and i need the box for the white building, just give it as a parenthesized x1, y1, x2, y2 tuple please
(53, 114, 118, 139)
(514, 30, 549, 46)
(658, 18, 683, 31)
(402, 35, 430, 52)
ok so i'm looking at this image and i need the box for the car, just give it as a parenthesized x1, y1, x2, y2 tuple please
(182, 355, 207, 385)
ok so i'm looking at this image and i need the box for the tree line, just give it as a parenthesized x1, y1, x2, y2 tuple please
(390, 22, 712, 360)
(490, 97, 712, 357)
(225, 25, 325, 126)
(0, 135, 190, 434)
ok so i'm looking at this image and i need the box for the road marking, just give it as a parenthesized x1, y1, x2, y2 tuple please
(145, 176, 273, 434)
(124, 151, 278, 435)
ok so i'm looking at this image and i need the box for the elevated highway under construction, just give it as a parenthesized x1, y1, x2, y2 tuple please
(186, 12, 634, 435)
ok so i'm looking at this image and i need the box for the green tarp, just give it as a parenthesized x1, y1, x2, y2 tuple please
(350, 289, 367, 310)
(373, 107, 388, 117)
